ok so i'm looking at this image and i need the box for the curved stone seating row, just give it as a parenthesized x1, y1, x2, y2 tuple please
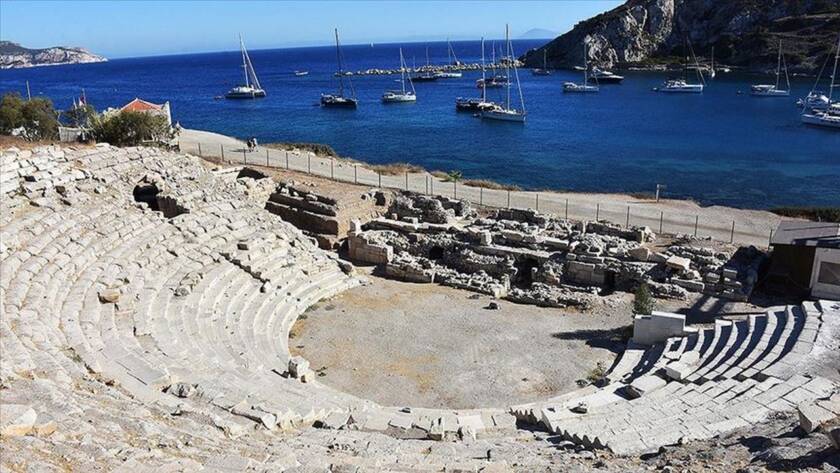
(529, 301, 835, 454)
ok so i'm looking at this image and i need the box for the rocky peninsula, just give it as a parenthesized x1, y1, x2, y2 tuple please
(523, 0, 840, 73)
(0, 41, 106, 69)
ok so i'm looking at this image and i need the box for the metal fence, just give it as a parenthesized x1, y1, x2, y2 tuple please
(179, 140, 781, 248)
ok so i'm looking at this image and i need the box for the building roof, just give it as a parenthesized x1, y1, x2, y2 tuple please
(121, 98, 164, 112)
(771, 221, 840, 248)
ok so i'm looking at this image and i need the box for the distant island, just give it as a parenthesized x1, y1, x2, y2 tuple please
(0, 41, 107, 69)
(517, 28, 558, 40)
(522, 0, 840, 73)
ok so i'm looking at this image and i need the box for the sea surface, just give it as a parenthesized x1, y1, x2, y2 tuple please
(2, 39, 838, 209)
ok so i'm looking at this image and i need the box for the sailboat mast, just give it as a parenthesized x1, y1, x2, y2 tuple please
(481, 37, 487, 102)
(239, 34, 250, 87)
(447, 38, 451, 66)
(829, 35, 840, 103)
(334, 28, 344, 97)
(775, 40, 782, 89)
(399, 48, 406, 94)
(505, 25, 511, 109)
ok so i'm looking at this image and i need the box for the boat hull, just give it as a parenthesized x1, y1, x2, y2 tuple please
(455, 98, 496, 112)
(563, 83, 599, 93)
(480, 109, 526, 122)
(656, 86, 704, 93)
(382, 93, 416, 103)
(225, 89, 266, 99)
(802, 113, 840, 129)
(588, 76, 623, 84)
(411, 75, 438, 82)
(321, 95, 358, 108)
(531, 69, 551, 76)
(435, 72, 462, 79)
(751, 88, 790, 97)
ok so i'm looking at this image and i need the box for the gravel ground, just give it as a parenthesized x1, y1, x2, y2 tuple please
(291, 270, 636, 409)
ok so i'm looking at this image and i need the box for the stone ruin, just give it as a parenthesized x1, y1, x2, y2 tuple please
(0, 144, 837, 471)
(347, 192, 767, 309)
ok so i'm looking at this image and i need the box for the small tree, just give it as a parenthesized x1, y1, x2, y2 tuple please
(446, 170, 463, 183)
(0, 92, 59, 141)
(91, 110, 173, 146)
(633, 283, 655, 316)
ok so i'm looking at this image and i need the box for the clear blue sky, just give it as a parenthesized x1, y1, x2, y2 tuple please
(0, 1, 621, 58)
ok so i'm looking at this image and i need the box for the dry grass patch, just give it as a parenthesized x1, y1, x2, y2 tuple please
(463, 179, 522, 191)
(367, 162, 425, 175)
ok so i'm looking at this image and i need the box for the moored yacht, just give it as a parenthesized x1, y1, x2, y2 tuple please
(797, 92, 831, 111)
(456, 38, 496, 112)
(751, 40, 790, 97)
(531, 49, 551, 76)
(382, 48, 416, 103)
(655, 40, 705, 93)
(480, 25, 526, 123)
(225, 35, 266, 99)
(564, 43, 599, 93)
(802, 35, 840, 130)
(588, 67, 624, 84)
(435, 40, 463, 78)
(321, 29, 357, 108)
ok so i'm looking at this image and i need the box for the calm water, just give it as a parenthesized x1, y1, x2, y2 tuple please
(2, 39, 838, 209)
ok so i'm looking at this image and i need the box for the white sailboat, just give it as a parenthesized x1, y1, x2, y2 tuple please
(435, 39, 463, 78)
(481, 24, 526, 123)
(532, 49, 551, 76)
(564, 43, 599, 93)
(751, 40, 790, 97)
(225, 34, 266, 99)
(802, 35, 840, 129)
(456, 37, 496, 112)
(655, 40, 705, 93)
(382, 48, 417, 103)
(321, 28, 357, 108)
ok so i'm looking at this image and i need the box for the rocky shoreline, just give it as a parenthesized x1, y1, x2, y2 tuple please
(0, 41, 106, 69)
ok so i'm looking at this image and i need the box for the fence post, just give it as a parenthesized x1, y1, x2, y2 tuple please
(425, 176, 429, 195)
(285, 151, 289, 169)
(331, 158, 334, 180)
(378, 171, 382, 189)
(308, 155, 311, 173)
(507, 190, 511, 208)
(536, 193, 539, 212)
(479, 187, 483, 206)
(730, 221, 735, 243)
(694, 215, 699, 237)
(405, 172, 408, 191)
(266, 148, 269, 166)
(626, 206, 630, 228)
(197, 142, 202, 157)
(768, 229, 773, 248)
(220, 144, 224, 161)
(243, 149, 247, 165)
(659, 211, 664, 234)
(431, 177, 434, 194)
(596, 203, 600, 221)
(565, 198, 569, 220)
(454, 180, 457, 199)
(354, 165, 358, 184)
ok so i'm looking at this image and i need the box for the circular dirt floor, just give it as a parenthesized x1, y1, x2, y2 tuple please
(290, 273, 635, 409)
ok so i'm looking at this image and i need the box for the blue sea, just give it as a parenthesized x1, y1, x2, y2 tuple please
(2, 39, 838, 209)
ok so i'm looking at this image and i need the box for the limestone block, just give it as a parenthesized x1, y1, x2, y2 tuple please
(429, 417, 446, 440)
(98, 288, 121, 304)
(632, 312, 687, 345)
(288, 356, 310, 379)
(665, 256, 691, 272)
(798, 402, 836, 433)
(722, 267, 738, 280)
(628, 246, 651, 262)
(0, 404, 37, 437)
(626, 374, 667, 399)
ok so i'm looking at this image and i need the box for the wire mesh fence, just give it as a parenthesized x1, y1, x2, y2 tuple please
(179, 140, 779, 248)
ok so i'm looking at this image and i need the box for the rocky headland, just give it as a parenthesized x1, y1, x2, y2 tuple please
(522, 0, 840, 74)
(0, 41, 106, 69)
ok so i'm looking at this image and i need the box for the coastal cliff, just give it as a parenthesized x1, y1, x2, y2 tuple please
(522, 0, 840, 73)
(0, 41, 106, 69)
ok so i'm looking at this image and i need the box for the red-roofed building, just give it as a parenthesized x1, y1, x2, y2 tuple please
(118, 98, 172, 126)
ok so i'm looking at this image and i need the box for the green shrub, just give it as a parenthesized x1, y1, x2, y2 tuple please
(0, 92, 59, 141)
(91, 110, 173, 146)
(633, 283, 655, 316)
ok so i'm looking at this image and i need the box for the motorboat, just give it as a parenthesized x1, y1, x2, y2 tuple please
(655, 79, 704, 93)
(588, 67, 624, 84)
(294, 71, 309, 77)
